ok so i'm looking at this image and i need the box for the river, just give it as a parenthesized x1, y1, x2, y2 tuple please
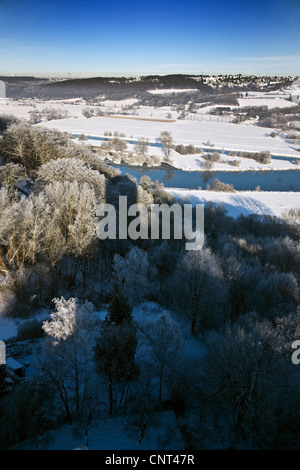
(114, 165, 300, 192)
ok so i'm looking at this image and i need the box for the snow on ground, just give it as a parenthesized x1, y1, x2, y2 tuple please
(0, 99, 137, 123)
(0, 308, 50, 341)
(0, 317, 18, 340)
(11, 411, 180, 450)
(39, 116, 300, 157)
(169, 149, 300, 172)
(0, 100, 37, 119)
(168, 188, 300, 219)
(238, 98, 297, 109)
(2, 98, 299, 157)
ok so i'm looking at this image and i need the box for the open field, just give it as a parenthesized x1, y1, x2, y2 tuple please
(168, 188, 300, 219)
(38, 115, 299, 157)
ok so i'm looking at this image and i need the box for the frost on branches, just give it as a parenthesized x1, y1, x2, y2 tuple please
(42, 296, 96, 343)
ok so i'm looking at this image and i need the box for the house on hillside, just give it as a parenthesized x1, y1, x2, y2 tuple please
(6, 357, 26, 378)
(0, 359, 26, 395)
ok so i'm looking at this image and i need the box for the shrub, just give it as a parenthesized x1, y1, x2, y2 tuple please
(230, 159, 240, 167)
(17, 319, 45, 339)
(203, 152, 220, 163)
(255, 151, 271, 164)
(82, 108, 94, 118)
(212, 178, 235, 192)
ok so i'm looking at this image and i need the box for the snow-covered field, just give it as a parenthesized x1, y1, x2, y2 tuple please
(238, 98, 297, 109)
(169, 149, 300, 172)
(39, 116, 300, 157)
(168, 188, 300, 219)
(1, 95, 299, 160)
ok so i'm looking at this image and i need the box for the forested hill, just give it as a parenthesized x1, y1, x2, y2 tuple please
(0, 74, 294, 102)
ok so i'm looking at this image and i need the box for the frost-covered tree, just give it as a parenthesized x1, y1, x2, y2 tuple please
(94, 321, 138, 416)
(202, 316, 299, 448)
(135, 137, 149, 158)
(137, 311, 184, 401)
(112, 247, 154, 308)
(37, 158, 106, 200)
(0, 113, 21, 135)
(0, 162, 28, 190)
(137, 184, 153, 207)
(159, 131, 174, 161)
(179, 247, 228, 335)
(0, 123, 33, 169)
(41, 297, 98, 423)
(283, 208, 300, 239)
(165, 354, 200, 419)
(255, 271, 299, 318)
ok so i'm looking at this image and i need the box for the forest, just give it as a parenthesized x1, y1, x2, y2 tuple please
(0, 114, 300, 449)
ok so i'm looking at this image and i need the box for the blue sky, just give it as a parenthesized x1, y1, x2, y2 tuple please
(0, 0, 299, 77)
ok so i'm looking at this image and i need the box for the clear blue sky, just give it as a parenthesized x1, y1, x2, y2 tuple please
(0, 0, 299, 77)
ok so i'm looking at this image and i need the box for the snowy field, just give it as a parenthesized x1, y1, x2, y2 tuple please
(168, 188, 300, 219)
(39, 116, 300, 157)
(1, 96, 300, 175)
(169, 149, 300, 172)
(237, 98, 297, 109)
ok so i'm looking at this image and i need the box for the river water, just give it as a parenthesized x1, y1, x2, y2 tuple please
(114, 165, 300, 192)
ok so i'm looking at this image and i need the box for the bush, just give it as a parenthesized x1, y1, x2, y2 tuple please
(230, 159, 240, 167)
(175, 144, 202, 155)
(212, 178, 235, 192)
(203, 152, 220, 163)
(17, 319, 45, 340)
(82, 108, 94, 118)
(255, 151, 271, 164)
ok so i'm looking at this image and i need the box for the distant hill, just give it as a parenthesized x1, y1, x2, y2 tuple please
(0, 74, 295, 104)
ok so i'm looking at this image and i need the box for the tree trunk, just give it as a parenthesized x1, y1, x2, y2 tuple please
(108, 380, 113, 416)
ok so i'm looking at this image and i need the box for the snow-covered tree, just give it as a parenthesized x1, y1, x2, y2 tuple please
(112, 247, 154, 308)
(94, 321, 138, 416)
(179, 247, 228, 334)
(202, 316, 296, 448)
(41, 297, 98, 422)
(159, 131, 174, 161)
(37, 158, 106, 200)
(138, 311, 184, 401)
(134, 137, 149, 158)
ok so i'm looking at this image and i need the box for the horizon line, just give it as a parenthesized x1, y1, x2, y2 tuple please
(0, 72, 299, 80)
